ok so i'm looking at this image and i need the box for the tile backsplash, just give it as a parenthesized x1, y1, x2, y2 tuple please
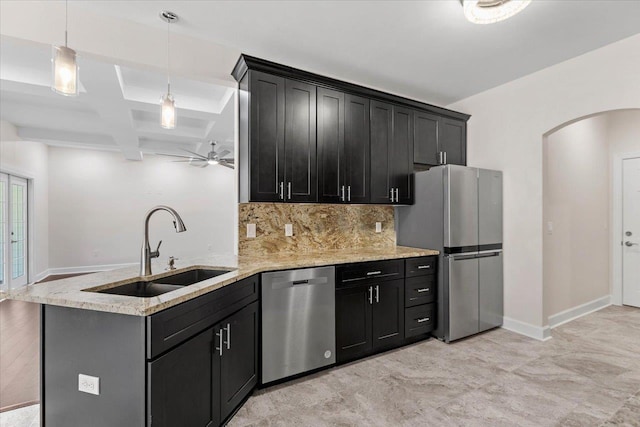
(238, 203, 396, 256)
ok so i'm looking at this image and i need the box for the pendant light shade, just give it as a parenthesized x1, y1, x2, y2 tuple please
(52, 0, 78, 96)
(161, 90, 176, 129)
(462, 0, 531, 25)
(160, 11, 178, 129)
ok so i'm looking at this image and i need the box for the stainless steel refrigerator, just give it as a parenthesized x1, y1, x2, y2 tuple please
(396, 165, 503, 342)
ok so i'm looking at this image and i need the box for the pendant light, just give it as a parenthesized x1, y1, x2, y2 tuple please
(160, 11, 178, 129)
(52, 0, 78, 96)
(462, 0, 531, 25)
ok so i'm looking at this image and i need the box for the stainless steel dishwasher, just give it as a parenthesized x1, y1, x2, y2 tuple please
(261, 266, 336, 384)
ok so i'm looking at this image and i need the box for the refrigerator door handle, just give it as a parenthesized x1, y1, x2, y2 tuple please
(476, 251, 502, 258)
(448, 252, 480, 260)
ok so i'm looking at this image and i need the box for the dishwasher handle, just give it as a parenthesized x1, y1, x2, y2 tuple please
(270, 276, 329, 289)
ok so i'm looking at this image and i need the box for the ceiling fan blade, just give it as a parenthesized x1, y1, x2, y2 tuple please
(215, 149, 231, 158)
(171, 159, 199, 162)
(218, 160, 235, 169)
(180, 148, 208, 160)
(157, 153, 198, 160)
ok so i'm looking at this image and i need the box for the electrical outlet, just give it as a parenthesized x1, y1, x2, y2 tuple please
(78, 374, 100, 395)
(547, 221, 553, 235)
(246, 223, 257, 238)
(285, 224, 293, 237)
(375, 222, 382, 233)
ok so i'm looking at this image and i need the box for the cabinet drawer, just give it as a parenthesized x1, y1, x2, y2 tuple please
(405, 276, 436, 307)
(405, 304, 436, 338)
(406, 256, 437, 277)
(147, 275, 259, 359)
(336, 259, 404, 287)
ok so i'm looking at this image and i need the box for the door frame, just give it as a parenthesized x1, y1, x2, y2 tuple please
(0, 167, 36, 286)
(611, 151, 640, 306)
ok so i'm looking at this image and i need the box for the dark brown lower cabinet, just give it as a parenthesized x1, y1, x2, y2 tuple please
(336, 280, 404, 363)
(149, 301, 258, 427)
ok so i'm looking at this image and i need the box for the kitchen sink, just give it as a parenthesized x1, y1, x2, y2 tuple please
(153, 269, 232, 286)
(97, 281, 185, 298)
(92, 269, 235, 297)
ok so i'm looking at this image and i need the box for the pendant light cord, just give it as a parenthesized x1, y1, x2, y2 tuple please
(166, 19, 171, 95)
(64, 0, 68, 47)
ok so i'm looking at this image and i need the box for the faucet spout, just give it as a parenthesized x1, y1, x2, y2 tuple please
(141, 205, 187, 277)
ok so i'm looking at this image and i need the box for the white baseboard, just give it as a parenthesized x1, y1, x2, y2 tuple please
(548, 295, 611, 329)
(34, 263, 138, 282)
(502, 317, 552, 341)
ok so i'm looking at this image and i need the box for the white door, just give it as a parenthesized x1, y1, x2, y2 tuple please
(622, 157, 640, 307)
(0, 173, 28, 290)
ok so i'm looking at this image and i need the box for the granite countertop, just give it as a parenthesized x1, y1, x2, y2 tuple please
(5, 246, 439, 316)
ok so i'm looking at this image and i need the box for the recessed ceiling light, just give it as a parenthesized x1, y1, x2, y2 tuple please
(462, 0, 532, 25)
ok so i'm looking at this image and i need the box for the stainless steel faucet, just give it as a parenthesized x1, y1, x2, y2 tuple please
(141, 205, 187, 276)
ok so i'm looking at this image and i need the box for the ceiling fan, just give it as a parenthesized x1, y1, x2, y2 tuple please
(157, 141, 234, 169)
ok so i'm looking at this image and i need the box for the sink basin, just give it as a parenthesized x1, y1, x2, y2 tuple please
(154, 269, 232, 286)
(98, 281, 184, 298)
(92, 269, 234, 297)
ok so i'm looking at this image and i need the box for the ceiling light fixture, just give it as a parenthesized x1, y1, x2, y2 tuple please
(461, 0, 531, 24)
(52, 0, 78, 96)
(160, 11, 178, 129)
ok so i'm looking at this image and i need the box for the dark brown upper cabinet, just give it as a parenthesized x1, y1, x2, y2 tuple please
(414, 112, 467, 168)
(233, 55, 469, 204)
(284, 79, 317, 202)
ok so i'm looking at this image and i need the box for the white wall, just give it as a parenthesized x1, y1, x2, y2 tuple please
(543, 115, 610, 320)
(608, 110, 640, 156)
(47, 147, 235, 270)
(447, 34, 640, 336)
(0, 120, 49, 280)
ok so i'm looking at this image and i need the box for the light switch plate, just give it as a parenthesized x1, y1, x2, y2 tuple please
(78, 374, 100, 395)
(375, 222, 382, 233)
(246, 223, 256, 238)
(285, 224, 293, 237)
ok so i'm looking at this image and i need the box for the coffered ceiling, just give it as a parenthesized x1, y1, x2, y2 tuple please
(0, 39, 234, 160)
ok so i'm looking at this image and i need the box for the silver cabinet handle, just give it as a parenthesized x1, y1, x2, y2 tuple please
(279, 182, 284, 200)
(417, 265, 431, 270)
(395, 188, 399, 202)
(444, 152, 447, 164)
(223, 323, 231, 350)
(417, 288, 430, 293)
(439, 152, 443, 164)
(341, 185, 345, 202)
(375, 285, 379, 303)
(389, 187, 394, 202)
(368, 286, 373, 305)
(367, 271, 382, 276)
(625, 241, 639, 247)
(347, 186, 351, 202)
(417, 317, 430, 323)
(215, 329, 223, 356)
(287, 182, 292, 200)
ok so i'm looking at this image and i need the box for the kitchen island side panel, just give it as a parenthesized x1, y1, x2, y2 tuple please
(43, 305, 146, 427)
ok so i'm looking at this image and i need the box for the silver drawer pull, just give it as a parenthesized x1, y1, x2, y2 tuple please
(417, 265, 431, 270)
(417, 288, 430, 293)
(367, 271, 382, 276)
(417, 317, 430, 323)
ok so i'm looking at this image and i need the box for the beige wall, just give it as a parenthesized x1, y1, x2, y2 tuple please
(47, 146, 235, 270)
(0, 120, 49, 280)
(543, 115, 610, 320)
(447, 34, 640, 335)
(607, 110, 640, 156)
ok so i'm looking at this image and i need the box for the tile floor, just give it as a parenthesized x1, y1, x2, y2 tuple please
(1, 305, 639, 427)
(229, 305, 640, 426)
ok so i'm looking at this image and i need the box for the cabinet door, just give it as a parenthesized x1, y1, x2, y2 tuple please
(414, 111, 439, 166)
(392, 106, 414, 204)
(369, 100, 393, 204)
(149, 328, 219, 427)
(317, 88, 345, 203)
(250, 71, 285, 202)
(285, 79, 317, 202)
(371, 279, 404, 350)
(344, 94, 370, 203)
(439, 117, 466, 166)
(220, 302, 259, 422)
(336, 285, 373, 363)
